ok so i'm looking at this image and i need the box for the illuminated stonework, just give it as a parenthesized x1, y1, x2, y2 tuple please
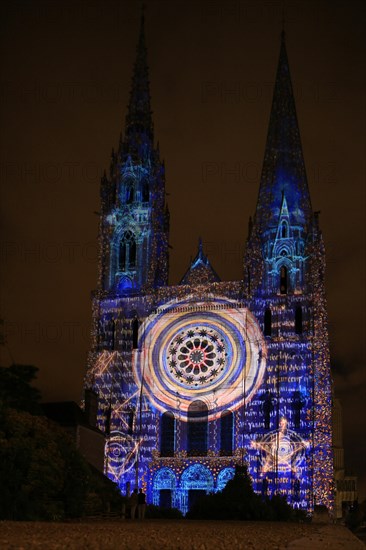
(133, 299, 267, 421)
(84, 18, 334, 515)
(107, 432, 140, 478)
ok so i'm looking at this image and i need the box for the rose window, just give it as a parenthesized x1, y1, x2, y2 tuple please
(167, 327, 227, 387)
(133, 302, 267, 419)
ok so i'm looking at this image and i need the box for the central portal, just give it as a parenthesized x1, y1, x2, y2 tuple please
(188, 489, 206, 512)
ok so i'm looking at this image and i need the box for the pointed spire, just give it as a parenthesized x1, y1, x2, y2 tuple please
(279, 191, 289, 217)
(124, 7, 153, 148)
(254, 33, 312, 233)
(197, 237, 204, 259)
(192, 237, 208, 268)
(180, 239, 220, 285)
(275, 192, 292, 241)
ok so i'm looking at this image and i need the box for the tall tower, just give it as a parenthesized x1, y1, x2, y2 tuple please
(244, 32, 334, 510)
(99, 13, 169, 295)
(85, 14, 169, 493)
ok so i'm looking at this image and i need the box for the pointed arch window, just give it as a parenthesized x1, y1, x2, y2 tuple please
(126, 182, 134, 204)
(264, 308, 272, 336)
(220, 410, 233, 456)
(295, 306, 303, 335)
(160, 412, 175, 457)
(132, 318, 139, 349)
(280, 265, 288, 294)
(142, 179, 150, 202)
(119, 230, 136, 272)
(281, 222, 288, 238)
(119, 242, 126, 271)
(129, 239, 136, 268)
(187, 400, 208, 457)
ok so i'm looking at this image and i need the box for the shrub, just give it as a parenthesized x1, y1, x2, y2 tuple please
(186, 465, 300, 522)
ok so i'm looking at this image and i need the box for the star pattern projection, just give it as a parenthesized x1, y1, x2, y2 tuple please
(251, 417, 309, 475)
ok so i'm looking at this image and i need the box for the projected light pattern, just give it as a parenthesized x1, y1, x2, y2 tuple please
(251, 417, 309, 474)
(133, 298, 267, 421)
(217, 467, 236, 491)
(84, 24, 335, 515)
(107, 431, 141, 479)
(150, 460, 238, 514)
(308, 229, 334, 510)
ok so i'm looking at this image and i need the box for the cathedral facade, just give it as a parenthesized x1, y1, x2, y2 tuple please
(84, 16, 334, 514)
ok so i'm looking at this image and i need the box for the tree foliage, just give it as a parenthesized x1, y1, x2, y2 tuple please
(0, 364, 42, 414)
(0, 364, 124, 520)
(0, 407, 91, 520)
(186, 465, 304, 521)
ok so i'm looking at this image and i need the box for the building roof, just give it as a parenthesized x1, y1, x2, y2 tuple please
(180, 239, 220, 285)
(42, 401, 103, 434)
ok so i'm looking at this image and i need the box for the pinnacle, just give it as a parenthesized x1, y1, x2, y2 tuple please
(254, 34, 312, 232)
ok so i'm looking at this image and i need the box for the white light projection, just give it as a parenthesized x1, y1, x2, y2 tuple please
(251, 417, 310, 474)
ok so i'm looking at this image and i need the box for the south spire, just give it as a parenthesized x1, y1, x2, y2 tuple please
(254, 32, 312, 234)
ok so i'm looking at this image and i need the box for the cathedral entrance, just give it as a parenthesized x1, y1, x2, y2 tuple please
(159, 489, 172, 508)
(180, 464, 214, 515)
(152, 468, 176, 508)
(188, 489, 206, 511)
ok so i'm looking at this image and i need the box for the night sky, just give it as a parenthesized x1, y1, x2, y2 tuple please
(1, 1, 365, 499)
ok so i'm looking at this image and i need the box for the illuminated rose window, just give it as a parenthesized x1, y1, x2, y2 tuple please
(167, 327, 227, 387)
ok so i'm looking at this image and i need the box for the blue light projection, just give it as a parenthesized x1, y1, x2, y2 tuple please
(216, 467, 235, 491)
(85, 20, 334, 515)
(270, 168, 307, 225)
(87, 267, 331, 512)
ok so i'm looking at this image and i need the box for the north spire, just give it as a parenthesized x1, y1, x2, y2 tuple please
(254, 33, 312, 233)
(123, 9, 154, 158)
(99, 12, 169, 293)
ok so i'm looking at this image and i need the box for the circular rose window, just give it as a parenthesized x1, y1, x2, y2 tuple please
(132, 299, 267, 421)
(167, 328, 226, 387)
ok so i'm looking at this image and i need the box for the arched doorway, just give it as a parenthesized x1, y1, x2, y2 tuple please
(216, 467, 235, 491)
(220, 410, 233, 456)
(152, 467, 176, 508)
(180, 463, 213, 515)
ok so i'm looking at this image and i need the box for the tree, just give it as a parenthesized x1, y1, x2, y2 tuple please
(0, 364, 41, 414)
(187, 465, 297, 521)
(0, 363, 126, 519)
(187, 465, 265, 520)
(0, 408, 66, 519)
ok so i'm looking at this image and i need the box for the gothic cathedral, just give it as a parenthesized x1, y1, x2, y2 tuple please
(84, 15, 333, 514)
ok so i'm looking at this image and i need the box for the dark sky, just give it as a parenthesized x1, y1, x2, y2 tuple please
(1, 0, 365, 498)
